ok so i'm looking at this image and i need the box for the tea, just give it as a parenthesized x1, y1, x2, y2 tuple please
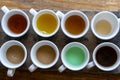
(95, 20, 112, 35)
(65, 47, 86, 67)
(65, 15, 85, 35)
(36, 45, 56, 64)
(96, 46, 117, 67)
(6, 45, 24, 64)
(36, 13, 57, 34)
(8, 14, 27, 34)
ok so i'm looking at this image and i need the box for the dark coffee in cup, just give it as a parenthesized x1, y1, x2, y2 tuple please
(96, 46, 117, 67)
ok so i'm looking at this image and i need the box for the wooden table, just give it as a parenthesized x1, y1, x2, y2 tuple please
(0, 0, 120, 79)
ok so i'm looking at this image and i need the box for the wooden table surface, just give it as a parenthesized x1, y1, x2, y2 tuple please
(0, 0, 120, 80)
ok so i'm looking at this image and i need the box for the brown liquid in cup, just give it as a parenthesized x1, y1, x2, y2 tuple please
(96, 46, 117, 67)
(6, 45, 24, 64)
(36, 45, 56, 64)
(8, 14, 27, 34)
(65, 15, 85, 35)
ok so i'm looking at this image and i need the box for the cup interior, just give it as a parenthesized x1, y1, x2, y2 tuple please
(2, 9, 30, 37)
(61, 10, 89, 38)
(61, 42, 89, 71)
(31, 40, 59, 69)
(33, 10, 60, 37)
(93, 42, 120, 71)
(91, 11, 119, 40)
(0, 40, 27, 69)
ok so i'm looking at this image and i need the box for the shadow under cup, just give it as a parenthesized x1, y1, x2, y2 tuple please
(62, 42, 90, 71)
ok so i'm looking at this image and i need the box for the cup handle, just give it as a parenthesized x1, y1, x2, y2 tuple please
(1, 6, 9, 13)
(58, 65, 66, 73)
(86, 61, 95, 69)
(7, 68, 16, 77)
(28, 64, 38, 72)
(29, 8, 38, 16)
(56, 11, 64, 20)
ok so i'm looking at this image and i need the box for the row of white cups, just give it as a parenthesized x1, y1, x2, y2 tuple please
(0, 6, 120, 77)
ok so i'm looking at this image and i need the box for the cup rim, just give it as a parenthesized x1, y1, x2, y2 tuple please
(91, 11, 119, 40)
(30, 40, 59, 69)
(93, 42, 120, 71)
(0, 40, 27, 69)
(1, 9, 30, 37)
(61, 10, 89, 39)
(61, 42, 90, 71)
(32, 9, 60, 37)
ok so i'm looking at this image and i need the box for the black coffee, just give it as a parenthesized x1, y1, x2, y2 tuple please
(96, 46, 117, 67)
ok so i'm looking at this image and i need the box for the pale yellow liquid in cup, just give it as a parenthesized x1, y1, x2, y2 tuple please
(95, 20, 112, 35)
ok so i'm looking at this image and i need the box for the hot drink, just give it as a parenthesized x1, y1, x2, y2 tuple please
(36, 45, 56, 64)
(65, 46, 86, 67)
(95, 20, 112, 35)
(96, 46, 117, 67)
(8, 14, 27, 34)
(36, 13, 57, 34)
(6, 45, 24, 64)
(65, 15, 85, 35)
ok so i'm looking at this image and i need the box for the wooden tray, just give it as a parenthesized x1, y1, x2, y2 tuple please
(0, 10, 120, 74)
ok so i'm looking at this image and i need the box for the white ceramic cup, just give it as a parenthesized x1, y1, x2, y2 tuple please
(58, 42, 90, 72)
(87, 42, 120, 71)
(28, 40, 59, 72)
(29, 8, 60, 37)
(91, 11, 120, 40)
(1, 6, 30, 37)
(0, 40, 27, 77)
(56, 10, 89, 39)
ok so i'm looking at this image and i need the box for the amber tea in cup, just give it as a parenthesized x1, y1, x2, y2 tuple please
(1, 6, 30, 37)
(36, 13, 58, 34)
(58, 10, 89, 39)
(8, 14, 27, 34)
(65, 15, 85, 35)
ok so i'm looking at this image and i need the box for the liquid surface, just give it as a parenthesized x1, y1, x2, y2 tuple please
(96, 46, 117, 67)
(95, 20, 112, 35)
(36, 45, 56, 64)
(65, 15, 85, 35)
(65, 47, 86, 67)
(8, 14, 27, 34)
(6, 45, 24, 64)
(36, 13, 57, 34)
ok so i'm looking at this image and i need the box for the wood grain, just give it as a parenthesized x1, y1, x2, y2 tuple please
(1, 0, 120, 80)
(0, 0, 120, 10)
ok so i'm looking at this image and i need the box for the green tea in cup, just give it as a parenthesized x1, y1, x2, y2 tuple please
(65, 46, 86, 67)
(58, 42, 89, 72)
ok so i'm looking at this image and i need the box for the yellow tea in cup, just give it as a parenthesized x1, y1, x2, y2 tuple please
(36, 13, 58, 34)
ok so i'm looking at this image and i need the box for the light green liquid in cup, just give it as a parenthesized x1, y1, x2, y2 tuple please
(65, 47, 86, 67)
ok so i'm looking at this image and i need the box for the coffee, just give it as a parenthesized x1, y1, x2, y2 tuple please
(36, 13, 57, 34)
(65, 15, 85, 35)
(6, 45, 24, 64)
(95, 20, 112, 35)
(96, 46, 117, 67)
(8, 14, 27, 34)
(36, 45, 56, 64)
(65, 47, 86, 67)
